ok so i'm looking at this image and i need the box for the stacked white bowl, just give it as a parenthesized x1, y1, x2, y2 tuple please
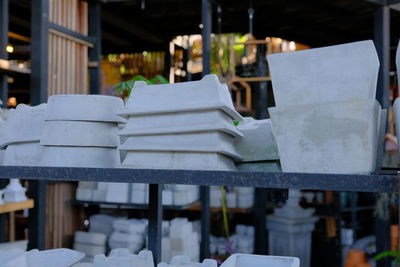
(267, 40, 384, 174)
(40, 95, 124, 168)
(117, 74, 243, 171)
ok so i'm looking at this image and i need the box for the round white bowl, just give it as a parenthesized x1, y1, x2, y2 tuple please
(41, 121, 119, 147)
(46, 94, 125, 123)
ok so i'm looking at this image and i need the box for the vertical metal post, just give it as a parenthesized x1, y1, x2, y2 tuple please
(200, 186, 210, 259)
(31, 0, 48, 104)
(255, 44, 268, 119)
(28, 0, 48, 250)
(350, 192, 357, 243)
(201, 0, 211, 77)
(0, 0, 8, 106)
(254, 188, 267, 254)
(374, 5, 390, 110)
(148, 184, 162, 265)
(88, 1, 101, 94)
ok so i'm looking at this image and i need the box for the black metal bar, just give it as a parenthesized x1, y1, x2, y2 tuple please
(0, 0, 8, 107)
(0, 166, 396, 192)
(148, 184, 162, 265)
(200, 186, 210, 259)
(27, 180, 46, 250)
(374, 5, 390, 110)
(48, 23, 96, 46)
(88, 1, 101, 94)
(350, 192, 357, 243)
(201, 0, 211, 77)
(255, 44, 268, 119)
(31, 0, 48, 105)
(375, 211, 391, 267)
(254, 188, 267, 254)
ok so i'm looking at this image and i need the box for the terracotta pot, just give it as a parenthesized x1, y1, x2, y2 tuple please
(345, 249, 366, 267)
(391, 225, 399, 251)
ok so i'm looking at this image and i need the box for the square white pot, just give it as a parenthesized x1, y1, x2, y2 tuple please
(74, 231, 107, 246)
(220, 254, 300, 267)
(76, 188, 93, 201)
(46, 94, 125, 123)
(235, 117, 279, 161)
(0, 104, 47, 147)
(119, 74, 242, 121)
(73, 243, 106, 257)
(118, 131, 241, 161)
(269, 99, 381, 174)
(267, 40, 379, 107)
(40, 146, 121, 168)
(121, 151, 236, 171)
(41, 121, 119, 147)
(3, 142, 44, 166)
(119, 109, 243, 138)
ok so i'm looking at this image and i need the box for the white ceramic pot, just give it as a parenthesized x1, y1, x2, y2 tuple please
(220, 254, 300, 267)
(40, 146, 120, 168)
(269, 98, 381, 174)
(26, 248, 85, 267)
(267, 40, 379, 107)
(0, 104, 47, 147)
(119, 74, 243, 121)
(118, 131, 241, 160)
(235, 117, 279, 161)
(41, 121, 119, 147)
(122, 151, 236, 171)
(46, 94, 125, 123)
(119, 109, 243, 137)
(3, 142, 44, 166)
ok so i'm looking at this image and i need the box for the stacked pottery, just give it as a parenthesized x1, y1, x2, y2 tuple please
(267, 40, 383, 174)
(1, 104, 47, 202)
(235, 117, 280, 172)
(118, 74, 243, 171)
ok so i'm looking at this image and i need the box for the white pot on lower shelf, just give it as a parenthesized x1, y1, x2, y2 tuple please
(220, 254, 299, 267)
(269, 98, 381, 174)
(40, 146, 120, 168)
(118, 131, 241, 160)
(121, 151, 236, 171)
(119, 109, 242, 138)
(41, 120, 119, 147)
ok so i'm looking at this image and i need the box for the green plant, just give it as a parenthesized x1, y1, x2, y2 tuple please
(374, 250, 400, 263)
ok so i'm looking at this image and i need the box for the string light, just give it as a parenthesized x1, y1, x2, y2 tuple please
(6, 45, 13, 53)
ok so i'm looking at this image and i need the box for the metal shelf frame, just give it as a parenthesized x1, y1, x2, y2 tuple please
(0, 166, 398, 265)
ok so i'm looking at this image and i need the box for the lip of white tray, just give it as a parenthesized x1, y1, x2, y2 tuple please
(46, 94, 125, 123)
(40, 121, 119, 147)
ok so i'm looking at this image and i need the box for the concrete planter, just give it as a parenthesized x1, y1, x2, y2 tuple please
(119, 110, 242, 138)
(235, 117, 279, 161)
(220, 254, 299, 267)
(118, 132, 241, 160)
(46, 94, 125, 123)
(40, 146, 120, 168)
(0, 104, 47, 147)
(122, 151, 236, 171)
(3, 142, 44, 166)
(41, 121, 119, 147)
(119, 74, 242, 121)
(267, 40, 379, 107)
(269, 99, 381, 174)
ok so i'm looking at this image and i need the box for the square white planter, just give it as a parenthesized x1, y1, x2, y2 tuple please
(41, 121, 119, 147)
(46, 94, 125, 123)
(119, 74, 242, 121)
(3, 142, 44, 166)
(0, 104, 47, 147)
(74, 231, 107, 246)
(269, 99, 381, 174)
(235, 117, 279, 161)
(73, 242, 106, 257)
(220, 254, 300, 267)
(119, 109, 242, 138)
(121, 151, 236, 171)
(267, 40, 379, 107)
(40, 146, 121, 168)
(118, 131, 241, 161)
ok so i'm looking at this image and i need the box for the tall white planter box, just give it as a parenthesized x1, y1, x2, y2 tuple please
(220, 254, 299, 267)
(267, 40, 379, 107)
(269, 99, 381, 174)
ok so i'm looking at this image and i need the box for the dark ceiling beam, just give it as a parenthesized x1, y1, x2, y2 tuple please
(102, 10, 164, 44)
(102, 31, 133, 46)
